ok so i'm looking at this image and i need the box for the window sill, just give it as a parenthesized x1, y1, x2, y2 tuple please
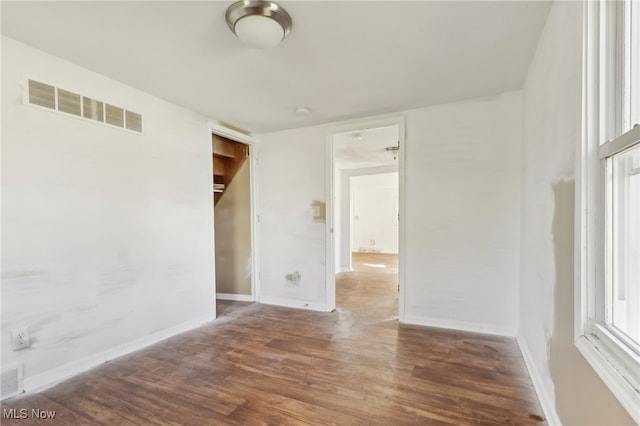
(575, 334, 640, 423)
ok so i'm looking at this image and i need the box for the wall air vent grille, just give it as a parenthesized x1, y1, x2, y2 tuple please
(27, 79, 142, 133)
(83, 97, 104, 122)
(28, 80, 55, 109)
(125, 110, 143, 132)
(1, 364, 23, 400)
(105, 104, 124, 127)
(57, 89, 81, 116)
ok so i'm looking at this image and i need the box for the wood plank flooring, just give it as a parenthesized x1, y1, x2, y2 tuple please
(1, 252, 545, 425)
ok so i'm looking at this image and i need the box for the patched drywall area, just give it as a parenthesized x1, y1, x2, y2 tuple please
(519, 3, 635, 424)
(548, 181, 634, 425)
(214, 159, 252, 296)
(257, 125, 327, 308)
(1, 37, 215, 389)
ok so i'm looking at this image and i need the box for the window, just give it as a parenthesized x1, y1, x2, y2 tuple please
(608, 142, 639, 346)
(579, 0, 640, 422)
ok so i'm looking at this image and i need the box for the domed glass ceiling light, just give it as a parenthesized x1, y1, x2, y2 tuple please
(226, 1, 292, 49)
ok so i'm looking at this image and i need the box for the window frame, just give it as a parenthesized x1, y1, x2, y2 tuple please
(577, 0, 640, 423)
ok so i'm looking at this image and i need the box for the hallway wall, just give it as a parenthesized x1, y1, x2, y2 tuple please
(351, 172, 399, 254)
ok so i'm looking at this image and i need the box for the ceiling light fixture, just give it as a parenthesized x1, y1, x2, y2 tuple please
(295, 106, 311, 116)
(226, 0, 292, 49)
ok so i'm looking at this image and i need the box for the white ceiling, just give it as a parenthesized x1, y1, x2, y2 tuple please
(334, 125, 399, 170)
(1, 1, 551, 134)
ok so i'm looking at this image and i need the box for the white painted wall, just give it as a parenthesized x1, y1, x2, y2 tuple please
(257, 125, 328, 310)
(402, 91, 522, 336)
(1, 37, 215, 390)
(518, 3, 635, 425)
(351, 173, 398, 254)
(257, 92, 522, 332)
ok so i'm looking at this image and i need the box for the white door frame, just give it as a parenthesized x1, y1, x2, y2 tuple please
(208, 121, 260, 304)
(325, 115, 406, 321)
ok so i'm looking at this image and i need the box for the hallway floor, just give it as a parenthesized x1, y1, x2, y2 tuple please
(337, 252, 399, 317)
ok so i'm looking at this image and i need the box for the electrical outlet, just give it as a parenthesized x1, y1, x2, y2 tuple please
(11, 327, 30, 351)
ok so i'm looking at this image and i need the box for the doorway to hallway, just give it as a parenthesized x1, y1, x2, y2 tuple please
(327, 118, 404, 317)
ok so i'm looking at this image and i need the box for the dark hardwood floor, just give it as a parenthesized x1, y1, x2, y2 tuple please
(1, 252, 545, 425)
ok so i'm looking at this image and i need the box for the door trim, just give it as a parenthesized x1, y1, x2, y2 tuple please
(208, 121, 260, 305)
(324, 115, 406, 320)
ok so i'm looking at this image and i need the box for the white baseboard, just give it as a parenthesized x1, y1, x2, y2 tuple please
(259, 296, 331, 312)
(22, 314, 215, 394)
(216, 293, 253, 302)
(338, 266, 352, 273)
(402, 315, 517, 337)
(517, 335, 562, 426)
